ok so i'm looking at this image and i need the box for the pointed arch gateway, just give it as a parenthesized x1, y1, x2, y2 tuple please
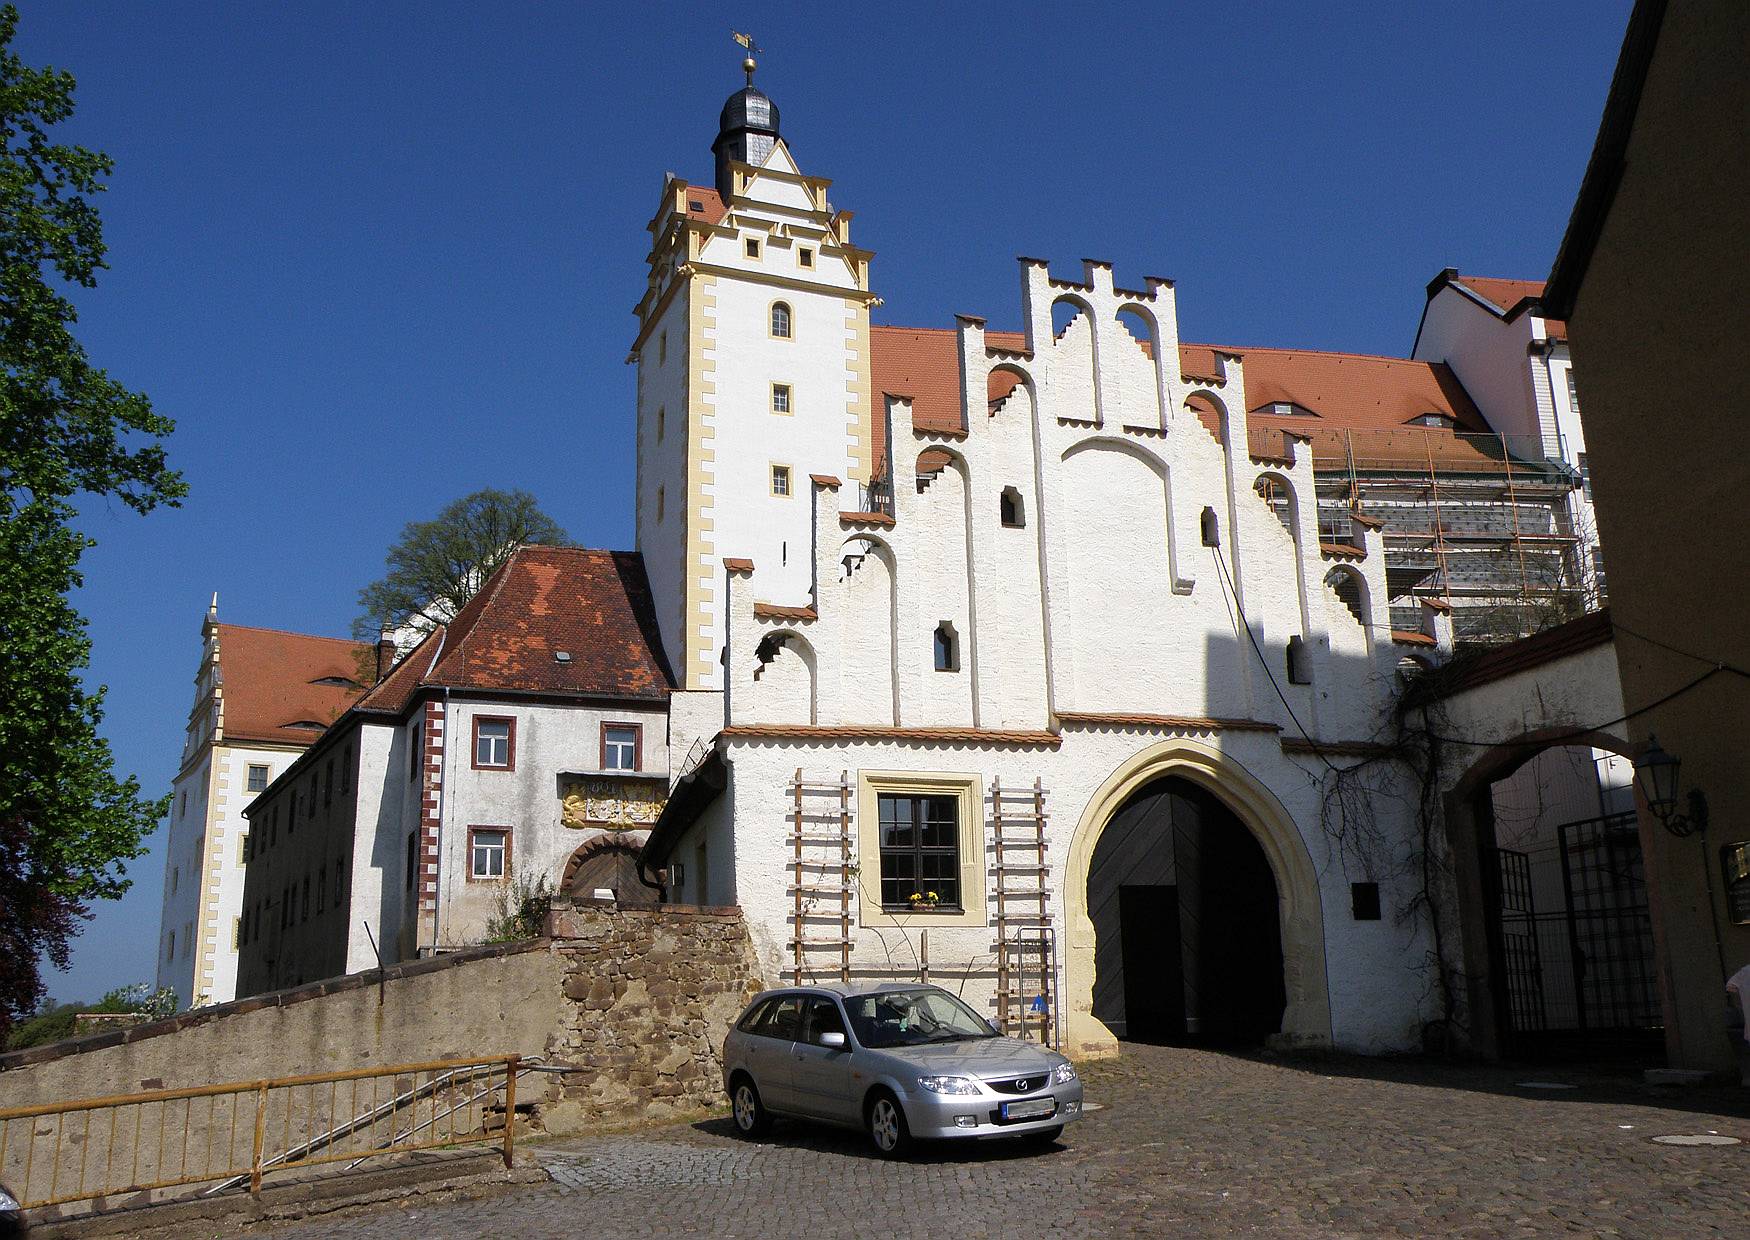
(1064, 739, 1332, 1056)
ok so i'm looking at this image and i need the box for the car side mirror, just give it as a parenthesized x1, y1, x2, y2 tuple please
(819, 1031, 847, 1050)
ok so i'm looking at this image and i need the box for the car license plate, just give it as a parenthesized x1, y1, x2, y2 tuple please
(1002, 1097, 1055, 1121)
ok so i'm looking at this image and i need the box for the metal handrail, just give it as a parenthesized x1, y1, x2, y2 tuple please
(0, 1054, 523, 1212)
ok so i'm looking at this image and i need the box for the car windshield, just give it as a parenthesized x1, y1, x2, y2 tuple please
(844, 987, 997, 1048)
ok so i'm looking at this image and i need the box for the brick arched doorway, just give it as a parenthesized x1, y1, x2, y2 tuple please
(561, 832, 659, 906)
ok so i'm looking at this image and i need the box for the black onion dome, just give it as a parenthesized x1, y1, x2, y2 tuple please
(713, 76, 782, 200)
(719, 85, 779, 137)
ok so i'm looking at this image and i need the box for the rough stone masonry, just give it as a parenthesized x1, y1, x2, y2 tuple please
(539, 899, 766, 1132)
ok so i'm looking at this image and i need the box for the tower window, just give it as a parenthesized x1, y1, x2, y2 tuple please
(771, 465, 792, 497)
(999, 486, 1025, 528)
(933, 622, 960, 672)
(745, 237, 761, 259)
(772, 382, 792, 414)
(770, 301, 792, 339)
(799, 247, 813, 268)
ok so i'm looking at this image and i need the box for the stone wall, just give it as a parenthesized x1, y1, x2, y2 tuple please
(0, 902, 765, 1186)
(539, 899, 765, 1128)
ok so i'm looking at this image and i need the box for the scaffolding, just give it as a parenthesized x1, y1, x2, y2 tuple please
(1306, 428, 1594, 645)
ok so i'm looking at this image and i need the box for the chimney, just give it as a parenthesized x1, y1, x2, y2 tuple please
(375, 632, 398, 680)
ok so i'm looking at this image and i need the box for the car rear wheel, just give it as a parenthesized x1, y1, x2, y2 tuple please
(867, 1091, 911, 1158)
(730, 1077, 770, 1138)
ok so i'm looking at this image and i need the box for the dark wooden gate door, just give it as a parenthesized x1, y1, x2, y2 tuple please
(1090, 777, 1285, 1046)
(567, 844, 659, 906)
(1119, 885, 1183, 1043)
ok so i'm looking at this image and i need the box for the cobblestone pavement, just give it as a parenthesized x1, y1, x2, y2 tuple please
(263, 1044, 1750, 1237)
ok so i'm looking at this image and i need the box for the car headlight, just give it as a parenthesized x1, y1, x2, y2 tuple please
(915, 1075, 981, 1096)
(1053, 1061, 1077, 1084)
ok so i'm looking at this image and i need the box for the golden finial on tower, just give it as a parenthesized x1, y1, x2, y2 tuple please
(732, 30, 762, 83)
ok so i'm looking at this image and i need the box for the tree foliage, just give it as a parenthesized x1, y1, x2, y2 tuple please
(354, 488, 569, 640)
(0, 4, 182, 1036)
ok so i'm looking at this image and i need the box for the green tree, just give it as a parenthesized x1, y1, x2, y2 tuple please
(0, 4, 182, 1036)
(354, 488, 569, 640)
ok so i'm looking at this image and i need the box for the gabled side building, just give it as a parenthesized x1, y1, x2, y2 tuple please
(156, 604, 373, 1007)
(233, 546, 676, 996)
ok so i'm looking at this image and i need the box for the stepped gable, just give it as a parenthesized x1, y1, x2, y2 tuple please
(867, 324, 1507, 473)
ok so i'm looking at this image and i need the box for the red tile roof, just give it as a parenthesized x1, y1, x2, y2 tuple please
(682, 185, 728, 226)
(1448, 274, 1569, 340)
(356, 546, 674, 717)
(868, 325, 1506, 472)
(217, 625, 372, 747)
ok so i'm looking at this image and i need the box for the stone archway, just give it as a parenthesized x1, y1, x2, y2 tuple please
(1065, 739, 1331, 1058)
(561, 831, 659, 906)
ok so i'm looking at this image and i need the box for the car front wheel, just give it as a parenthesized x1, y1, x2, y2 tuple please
(730, 1077, 770, 1138)
(867, 1091, 911, 1158)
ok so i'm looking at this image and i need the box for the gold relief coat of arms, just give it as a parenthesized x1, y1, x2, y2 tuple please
(561, 776, 665, 829)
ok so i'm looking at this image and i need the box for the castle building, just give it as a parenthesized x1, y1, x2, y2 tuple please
(233, 548, 674, 996)
(155, 602, 371, 1006)
(230, 62, 1623, 1060)
(636, 63, 1468, 1057)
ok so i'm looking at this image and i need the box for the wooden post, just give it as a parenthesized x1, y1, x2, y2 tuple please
(993, 777, 1008, 1036)
(839, 770, 852, 983)
(501, 1057, 519, 1170)
(792, 769, 805, 984)
(249, 1084, 268, 1196)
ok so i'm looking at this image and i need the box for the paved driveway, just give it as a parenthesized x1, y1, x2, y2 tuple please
(266, 1044, 1750, 1237)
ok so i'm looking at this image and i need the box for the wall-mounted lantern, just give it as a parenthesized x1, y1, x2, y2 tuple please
(1632, 734, 1709, 838)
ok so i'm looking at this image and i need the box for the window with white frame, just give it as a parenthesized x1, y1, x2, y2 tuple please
(470, 828, 508, 880)
(770, 301, 791, 338)
(771, 382, 792, 414)
(602, 724, 639, 771)
(771, 464, 792, 497)
(474, 717, 513, 769)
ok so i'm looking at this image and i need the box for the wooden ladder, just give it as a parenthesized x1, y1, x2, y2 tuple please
(785, 769, 854, 985)
(989, 776, 1053, 1041)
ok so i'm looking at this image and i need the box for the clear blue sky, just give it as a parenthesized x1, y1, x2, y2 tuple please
(23, 0, 1631, 1003)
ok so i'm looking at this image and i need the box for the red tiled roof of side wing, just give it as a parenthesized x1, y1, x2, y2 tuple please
(1447, 274, 1568, 340)
(356, 546, 674, 717)
(215, 625, 372, 746)
(866, 325, 1510, 473)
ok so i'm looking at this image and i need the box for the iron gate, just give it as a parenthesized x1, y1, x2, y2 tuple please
(1492, 810, 1660, 1052)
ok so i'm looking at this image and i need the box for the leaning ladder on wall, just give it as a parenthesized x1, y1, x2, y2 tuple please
(786, 769, 854, 984)
(989, 776, 1054, 1042)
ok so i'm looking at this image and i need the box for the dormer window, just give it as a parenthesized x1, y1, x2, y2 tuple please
(1260, 401, 1317, 418)
(309, 676, 357, 688)
(1407, 412, 1457, 428)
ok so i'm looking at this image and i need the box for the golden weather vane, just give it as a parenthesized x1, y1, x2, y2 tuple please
(732, 29, 763, 82)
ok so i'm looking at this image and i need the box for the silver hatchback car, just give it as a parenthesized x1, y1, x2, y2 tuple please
(722, 982, 1084, 1157)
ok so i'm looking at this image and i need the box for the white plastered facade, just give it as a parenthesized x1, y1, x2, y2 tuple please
(641, 130, 1459, 1056)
